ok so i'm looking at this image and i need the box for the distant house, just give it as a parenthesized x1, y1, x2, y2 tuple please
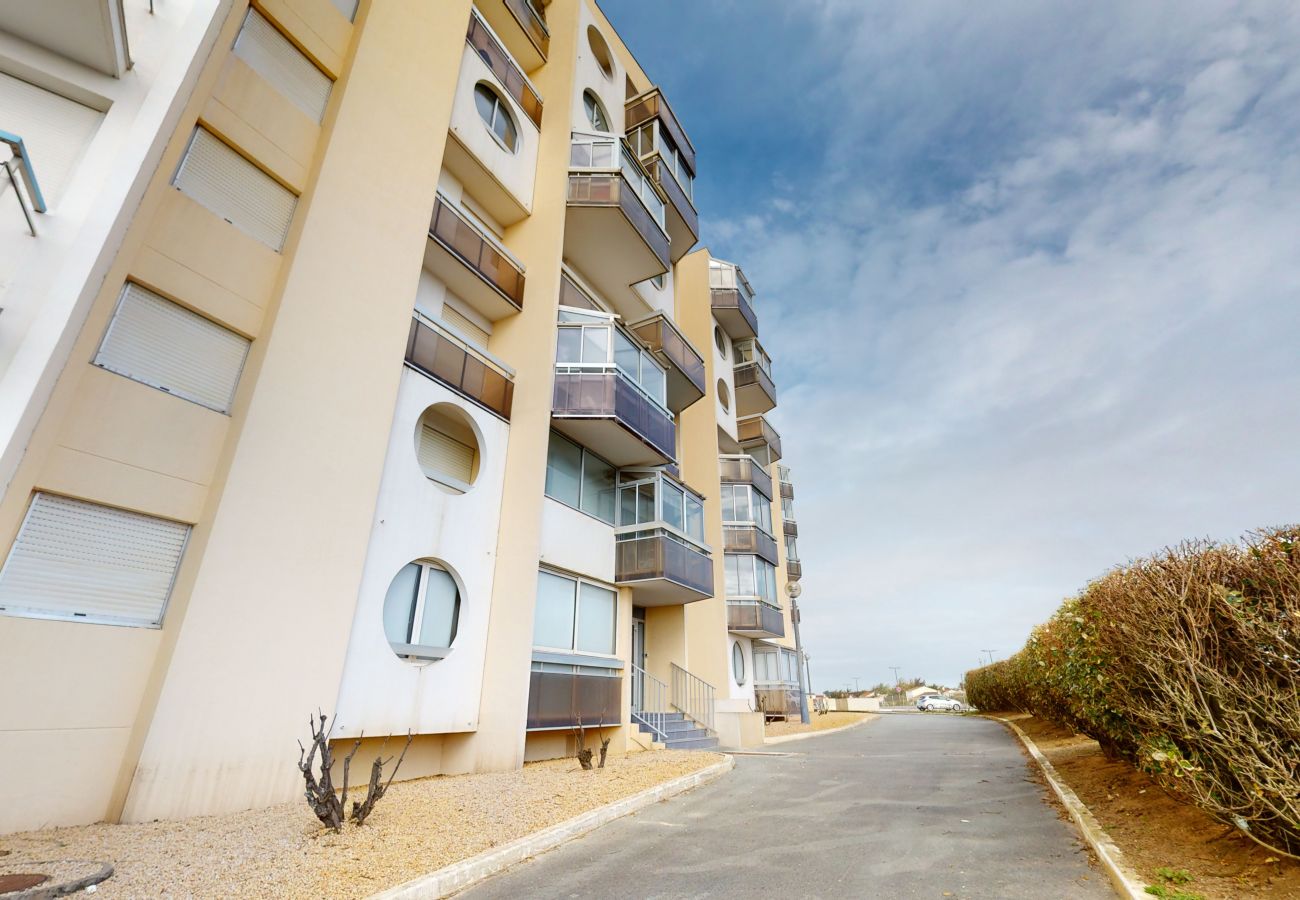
(905, 685, 938, 701)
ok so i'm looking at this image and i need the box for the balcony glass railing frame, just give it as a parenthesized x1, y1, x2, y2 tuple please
(719, 454, 774, 501)
(405, 312, 515, 420)
(615, 468, 710, 547)
(737, 414, 783, 462)
(569, 133, 669, 233)
(429, 193, 526, 311)
(726, 599, 785, 637)
(625, 87, 697, 175)
(467, 8, 543, 127)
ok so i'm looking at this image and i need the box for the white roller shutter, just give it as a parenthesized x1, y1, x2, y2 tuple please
(173, 127, 297, 250)
(94, 283, 251, 413)
(233, 9, 333, 123)
(0, 493, 190, 628)
(440, 304, 491, 348)
(0, 72, 103, 206)
(418, 423, 475, 485)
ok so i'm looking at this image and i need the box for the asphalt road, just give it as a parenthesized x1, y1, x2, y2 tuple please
(460, 713, 1112, 899)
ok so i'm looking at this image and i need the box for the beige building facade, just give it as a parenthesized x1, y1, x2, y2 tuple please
(0, 0, 810, 834)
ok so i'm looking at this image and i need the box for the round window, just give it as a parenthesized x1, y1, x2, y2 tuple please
(714, 325, 727, 358)
(383, 560, 461, 662)
(733, 642, 745, 684)
(587, 25, 614, 77)
(415, 404, 481, 492)
(583, 90, 611, 132)
(717, 378, 730, 412)
(473, 82, 518, 152)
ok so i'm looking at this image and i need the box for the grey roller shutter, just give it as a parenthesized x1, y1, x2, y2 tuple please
(172, 127, 297, 250)
(233, 9, 333, 123)
(418, 424, 475, 485)
(0, 493, 190, 627)
(94, 283, 251, 413)
(0, 72, 103, 206)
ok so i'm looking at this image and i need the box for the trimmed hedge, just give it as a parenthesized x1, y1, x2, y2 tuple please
(966, 527, 1300, 859)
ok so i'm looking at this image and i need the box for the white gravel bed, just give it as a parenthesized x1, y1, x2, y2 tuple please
(0, 750, 721, 899)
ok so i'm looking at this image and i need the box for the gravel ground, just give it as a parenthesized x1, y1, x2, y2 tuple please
(0, 750, 721, 899)
(763, 710, 876, 738)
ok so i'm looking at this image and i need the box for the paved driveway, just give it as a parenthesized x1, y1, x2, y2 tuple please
(461, 714, 1111, 899)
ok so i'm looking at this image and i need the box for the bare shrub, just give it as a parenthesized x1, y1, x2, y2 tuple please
(297, 712, 413, 831)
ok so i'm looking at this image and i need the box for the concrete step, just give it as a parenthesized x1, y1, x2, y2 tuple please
(664, 735, 719, 751)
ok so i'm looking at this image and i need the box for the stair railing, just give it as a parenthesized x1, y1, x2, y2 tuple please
(630, 663, 670, 740)
(670, 663, 716, 733)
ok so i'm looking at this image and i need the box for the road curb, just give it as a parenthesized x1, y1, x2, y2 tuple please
(368, 756, 735, 899)
(987, 715, 1146, 900)
(762, 714, 877, 745)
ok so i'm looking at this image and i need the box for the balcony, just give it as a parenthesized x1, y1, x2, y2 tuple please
(710, 258, 757, 340)
(616, 530, 712, 605)
(629, 313, 705, 413)
(0, 1, 130, 77)
(727, 600, 785, 639)
(733, 338, 777, 417)
(405, 314, 514, 419)
(466, 11, 542, 127)
(566, 135, 670, 315)
(552, 371, 674, 467)
(719, 454, 773, 501)
(737, 414, 783, 464)
(425, 195, 525, 321)
(626, 89, 699, 261)
(476, 0, 549, 72)
(756, 686, 802, 719)
(723, 525, 779, 566)
(787, 559, 803, 582)
(783, 518, 798, 538)
(780, 480, 794, 501)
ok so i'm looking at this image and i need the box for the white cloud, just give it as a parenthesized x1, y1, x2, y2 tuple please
(697, 1, 1300, 687)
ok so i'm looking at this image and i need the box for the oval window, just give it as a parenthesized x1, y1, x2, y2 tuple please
(714, 325, 727, 358)
(733, 641, 745, 685)
(383, 560, 461, 662)
(587, 25, 613, 77)
(473, 82, 518, 152)
(717, 378, 730, 412)
(583, 90, 611, 132)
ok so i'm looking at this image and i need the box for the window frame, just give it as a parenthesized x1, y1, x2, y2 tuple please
(733, 641, 745, 685)
(545, 431, 617, 525)
(583, 89, 611, 133)
(384, 560, 461, 662)
(532, 567, 618, 659)
(473, 82, 519, 153)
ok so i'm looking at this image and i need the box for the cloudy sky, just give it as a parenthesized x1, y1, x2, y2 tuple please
(603, 1, 1300, 691)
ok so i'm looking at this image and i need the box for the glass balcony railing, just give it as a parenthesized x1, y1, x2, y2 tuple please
(787, 559, 803, 581)
(709, 258, 758, 339)
(552, 370, 675, 463)
(405, 314, 514, 419)
(615, 529, 713, 600)
(780, 480, 794, 501)
(502, 0, 549, 63)
(737, 415, 783, 462)
(783, 518, 798, 538)
(629, 313, 705, 412)
(466, 10, 543, 127)
(429, 196, 525, 311)
(719, 454, 773, 501)
(568, 135, 670, 270)
(727, 600, 785, 638)
(625, 88, 696, 176)
(723, 525, 779, 566)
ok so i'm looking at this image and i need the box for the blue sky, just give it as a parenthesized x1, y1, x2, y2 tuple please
(601, 1, 1300, 690)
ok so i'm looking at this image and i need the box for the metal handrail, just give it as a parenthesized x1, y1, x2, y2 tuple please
(671, 663, 716, 732)
(631, 663, 671, 741)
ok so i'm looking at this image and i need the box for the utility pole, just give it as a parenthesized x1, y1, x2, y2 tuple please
(889, 666, 901, 688)
(981, 649, 997, 665)
(853, 676, 861, 693)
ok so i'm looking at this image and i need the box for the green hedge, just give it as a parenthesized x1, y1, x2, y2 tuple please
(966, 527, 1300, 859)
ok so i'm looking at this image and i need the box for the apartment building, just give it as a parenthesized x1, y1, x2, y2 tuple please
(0, 0, 811, 833)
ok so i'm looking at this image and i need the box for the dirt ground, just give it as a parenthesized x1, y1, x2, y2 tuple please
(0, 750, 721, 899)
(999, 713, 1300, 900)
(764, 710, 876, 738)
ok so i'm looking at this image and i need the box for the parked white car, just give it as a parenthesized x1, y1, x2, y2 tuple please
(916, 695, 964, 712)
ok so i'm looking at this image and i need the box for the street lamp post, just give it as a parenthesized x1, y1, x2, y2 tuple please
(787, 581, 810, 724)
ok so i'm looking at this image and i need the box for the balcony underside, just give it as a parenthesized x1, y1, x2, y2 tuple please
(425, 203, 523, 322)
(444, 128, 530, 228)
(734, 365, 777, 417)
(629, 313, 706, 413)
(478, 0, 548, 71)
(787, 560, 803, 582)
(727, 601, 785, 639)
(565, 187, 670, 319)
(0, 0, 129, 76)
(616, 535, 712, 606)
(711, 289, 757, 341)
